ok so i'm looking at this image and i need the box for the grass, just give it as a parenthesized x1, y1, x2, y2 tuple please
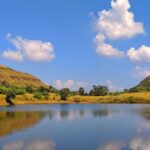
(1, 92, 150, 106)
(0, 65, 47, 88)
(70, 93, 150, 103)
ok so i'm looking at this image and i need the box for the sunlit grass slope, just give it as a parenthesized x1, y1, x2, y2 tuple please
(0, 65, 47, 88)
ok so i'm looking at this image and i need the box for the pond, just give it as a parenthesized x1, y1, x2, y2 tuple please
(0, 104, 150, 150)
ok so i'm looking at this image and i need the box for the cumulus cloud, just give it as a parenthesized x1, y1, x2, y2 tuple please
(2, 34, 55, 62)
(2, 50, 23, 61)
(106, 80, 123, 92)
(133, 66, 150, 78)
(96, 0, 144, 40)
(127, 45, 150, 63)
(94, 34, 124, 58)
(76, 81, 89, 89)
(55, 80, 74, 89)
(93, 0, 145, 58)
(54, 80, 89, 90)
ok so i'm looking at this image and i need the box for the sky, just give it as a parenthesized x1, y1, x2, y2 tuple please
(0, 0, 150, 91)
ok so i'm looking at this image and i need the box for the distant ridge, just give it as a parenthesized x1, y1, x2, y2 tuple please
(0, 65, 47, 88)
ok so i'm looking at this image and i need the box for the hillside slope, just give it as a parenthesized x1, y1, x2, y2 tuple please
(131, 75, 150, 91)
(0, 65, 47, 88)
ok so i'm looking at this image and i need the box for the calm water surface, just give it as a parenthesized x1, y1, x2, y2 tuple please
(0, 104, 150, 150)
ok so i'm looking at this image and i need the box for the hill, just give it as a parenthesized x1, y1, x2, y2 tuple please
(130, 75, 150, 92)
(0, 65, 47, 88)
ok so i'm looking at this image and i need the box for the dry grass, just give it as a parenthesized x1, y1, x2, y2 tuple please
(69, 92, 150, 103)
(1, 92, 150, 106)
(0, 65, 47, 88)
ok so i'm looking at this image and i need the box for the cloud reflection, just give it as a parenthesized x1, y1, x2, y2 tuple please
(3, 139, 55, 150)
(4, 140, 23, 150)
(129, 137, 150, 150)
(99, 142, 125, 150)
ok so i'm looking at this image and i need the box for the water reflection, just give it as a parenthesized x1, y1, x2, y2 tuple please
(0, 111, 44, 137)
(98, 137, 150, 150)
(1, 104, 150, 150)
(129, 137, 150, 150)
(3, 139, 55, 150)
(99, 142, 125, 150)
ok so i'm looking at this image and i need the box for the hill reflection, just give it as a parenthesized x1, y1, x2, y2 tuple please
(0, 111, 44, 137)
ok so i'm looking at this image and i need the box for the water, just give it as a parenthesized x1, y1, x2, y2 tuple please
(0, 104, 150, 150)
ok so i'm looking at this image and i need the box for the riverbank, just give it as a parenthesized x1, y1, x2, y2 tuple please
(1, 92, 150, 106)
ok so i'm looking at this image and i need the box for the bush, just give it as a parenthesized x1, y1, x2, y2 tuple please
(33, 92, 43, 100)
(60, 88, 70, 100)
(5, 92, 16, 105)
(26, 86, 34, 93)
(79, 87, 85, 96)
(89, 85, 108, 96)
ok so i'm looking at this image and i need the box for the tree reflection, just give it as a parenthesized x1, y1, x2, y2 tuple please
(139, 108, 150, 121)
(47, 108, 111, 121)
(0, 111, 44, 137)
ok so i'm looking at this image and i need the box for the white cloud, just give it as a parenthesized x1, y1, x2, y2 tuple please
(133, 66, 150, 78)
(106, 80, 123, 92)
(64, 80, 75, 89)
(94, 34, 124, 58)
(127, 45, 150, 63)
(96, 0, 144, 40)
(2, 34, 55, 62)
(93, 0, 145, 58)
(55, 80, 64, 89)
(55, 80, 75, 89)
(54, 80, 89, 90)
(2, 50, 23, 61)
(76, 81, 89, 88)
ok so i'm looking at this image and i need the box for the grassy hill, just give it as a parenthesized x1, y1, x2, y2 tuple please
(130, 75, 150, 92)
(0, 65, 47, 88)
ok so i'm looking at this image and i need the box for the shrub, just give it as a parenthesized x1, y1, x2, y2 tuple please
(5, 92, 16, 105)
(33, 92, 43, 100)
(60, 88, 70, 100)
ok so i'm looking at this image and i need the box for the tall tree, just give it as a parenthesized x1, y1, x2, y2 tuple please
(79, 87, 85, 96)
(60, 88, 70, 100)
(89, 85, 108, 96)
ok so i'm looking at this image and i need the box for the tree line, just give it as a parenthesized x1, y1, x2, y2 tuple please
(0, 81, 134, 105)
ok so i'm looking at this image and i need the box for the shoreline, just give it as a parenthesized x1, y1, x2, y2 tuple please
(1, 100, 150, 106)
(1, 92, 150, 106)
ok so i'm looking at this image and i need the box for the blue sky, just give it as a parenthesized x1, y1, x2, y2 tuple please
(0, 0, 150, 91)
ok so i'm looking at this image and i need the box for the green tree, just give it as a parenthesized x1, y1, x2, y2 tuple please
(5, 92, 16, 105)
(79, 87, 85, 96)
(49, 86, 58, 93)
(26, 86, 34, 93)
(33, 92, 43, 100)
(89, 85, 108, 96)
(38, 86, 49, 93)
(60, 88, 70, 100)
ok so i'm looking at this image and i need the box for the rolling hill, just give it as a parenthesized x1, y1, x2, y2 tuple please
(131, 75, 150, 92)
(0, 65, 47, 88)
